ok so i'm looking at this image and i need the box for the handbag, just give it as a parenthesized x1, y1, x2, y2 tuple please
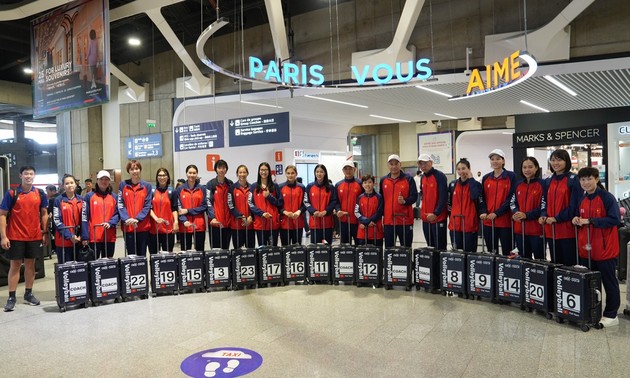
(77, 245, 95, 262)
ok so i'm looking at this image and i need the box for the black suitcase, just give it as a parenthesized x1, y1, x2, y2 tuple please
(522, 259, 557, 318)
(439, 250, 467, 297)
(283, 244, 308, 284)
(179, 251, 205, 293)
(554, 226, 603, 332)
(355, 244, 382, 288)
(119, 229, 149, 301)
(466, 252, 495, 301)
(307, 243, 331, 284)
(332, 244, 356, 285)
(617, 226, 630, 281)
(495, 256, 524, 307)
(413, 246, 440, 293)
(150, 252, 179, 296)
(88, 226, 120, 305)
(232, 248, 258, 289)
(258, 245, 284, 287)
(205, 248, 232, 290)
(54, 227, 89, 312)
(383, 246, 412, 291)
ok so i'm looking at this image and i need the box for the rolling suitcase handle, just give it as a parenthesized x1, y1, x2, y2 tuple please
(521, 219, 526, 257)
(491, 218, 496, 255)
(451, 214, 465, 251)
(94, 223, 108, 259)
(58, 225, 77, 264)
(393, 212, 406, 247)
(551, 222, 558, 263)
(481, 222, 486, 253)
(189, 223, 196, 252)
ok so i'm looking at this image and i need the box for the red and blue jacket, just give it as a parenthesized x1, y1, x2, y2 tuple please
(304, 180, 337, 229)
(335, 177, 363, 224)
(206, 177, 234, 229)
(53, 194, 83, 248)
(577, 188, 620, 261)
(118, 179, 153, 233)
(150, 186, 178, 234)
(354, 192, 384, 240)
(249, 182, 282, 231)
(541, 172, 582, 239)
(510, 178, 544, 236)
(448, 178, 481, 233)
(279, 181, 306, 230)
(228, 182, 251, 231)
(81, 188, 119, 243)
(480, 169, 515, 228)
(177, 183, 207, 233)
(420, 168, 448, 223)
(0, 186, 47, 241)
(379, 172, 417, 226)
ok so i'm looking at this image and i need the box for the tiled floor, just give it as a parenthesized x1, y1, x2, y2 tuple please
(2, 220, 629, 377)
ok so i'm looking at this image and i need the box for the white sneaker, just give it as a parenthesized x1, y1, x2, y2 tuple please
(600, 316, 619, 328)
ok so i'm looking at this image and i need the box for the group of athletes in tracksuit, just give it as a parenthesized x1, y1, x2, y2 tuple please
(418, 148, 621, 327)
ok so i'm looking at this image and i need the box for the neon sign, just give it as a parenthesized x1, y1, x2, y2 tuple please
(248, 56, 432, 87)
(449, 50, 537, 101)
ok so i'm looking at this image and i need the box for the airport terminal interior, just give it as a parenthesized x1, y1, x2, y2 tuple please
(2, 0, 630, 377)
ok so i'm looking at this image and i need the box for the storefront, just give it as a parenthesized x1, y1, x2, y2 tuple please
(607, 121, 630, 199)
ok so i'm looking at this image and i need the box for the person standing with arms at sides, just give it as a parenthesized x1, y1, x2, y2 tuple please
(510, 157, 544, 259)
(279, 165, 306, 246)
(572, 167, 621, 328)
(206, 159, 233, 250)
(304, 164, 337, 244)
(418, 154, 448, 249)
(149, 168, 178, 254)
(0, 166, 48, 312)
(448, 158, 481, 252)
(81, 170, 119, 259)
(177, 164, 207, 251)
(249, 162, 282, 246)
(538, 149, 582, 265)
(53, 174, 83, 264)
(355, 174, 384, 250)
(118, 160, 153, 256)
(228, 165, 255, 248)
(380, 154, 417, 248)
(479, 149, 515, 255)
(335, 162, 363, 244)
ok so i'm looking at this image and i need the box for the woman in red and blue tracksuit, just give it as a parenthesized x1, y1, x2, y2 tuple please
(81, 172, 119, 258)
(118, 160, 153, 255)
(380, 155, 417, 247)
(539, 149, 583, 265)
(510, 157, 544, 259)
(448, 158, 481, 252)
(206, 159, 233, 249)
(354, 174, 383, 249)
(53, 174, 83, 263)
(228, 164, 255, 248)
(335, 163, 363, 244)
(249, 162, 282, 246)
(177, 164, 207, 251)
(572, 167, 620, 326)
(480, 149, 515, 255)
(304, 164, 337, 244)
(149, 168, 178, 254)
(279, 165, 306, 245)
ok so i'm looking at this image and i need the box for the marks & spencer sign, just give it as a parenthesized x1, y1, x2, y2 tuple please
(513, 126, 605, 148)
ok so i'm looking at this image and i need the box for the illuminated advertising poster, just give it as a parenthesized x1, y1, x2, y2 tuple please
(417, 132, 454, 174)
(31, 0, 110, 118)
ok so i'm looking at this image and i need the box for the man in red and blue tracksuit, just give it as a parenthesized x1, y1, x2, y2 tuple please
(335, 162, 363, 244)
(380, 154, 417, 247)
(418, 154, 448, 250)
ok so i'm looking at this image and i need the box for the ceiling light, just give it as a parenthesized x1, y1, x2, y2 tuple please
(23, 67, 32, 74)
(520, 100, 550, 112)
(544, 75, 578, 96)
(128, 37, 141, 46)
(434, 113, 457, 119)
(240, 100, 282, 109)
(304, 95, 368, 108)
(369, 114, 410, 123)
(415, 86, 452, 98)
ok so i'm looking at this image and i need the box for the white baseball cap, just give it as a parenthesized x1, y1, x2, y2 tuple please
(387, 154, 401, 162)
(96, 170, 111, 179)
(488, 149, 505, 159)
(417, 154, 433, 162)
(342, 161, 355, 168)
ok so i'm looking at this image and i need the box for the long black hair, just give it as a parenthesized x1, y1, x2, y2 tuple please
(314, 164, 330, 192)
(255, 162, 275, 193)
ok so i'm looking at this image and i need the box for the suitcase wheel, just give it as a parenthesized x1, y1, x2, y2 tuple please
(468, 295, 476, 301)
(580, 324, 590, 332)
(525, 306, 533, 313)
(520, 304, 526, 311)
(441, 291, 447, 296)
(333, 282, 339, 286)
(385, 285, 392, 290)
(497, 299, 505, 305)
(491, 298, 498, 304)
(624, 309, 630, 316)
(545, 312, 553, 320)
(404, 285, 411, 292)
(356, 283, 362, 288)
(555, 317, 563, 324)
(151, 293, 157, 298)
(59, 305, 66, 313)
(593, 323, 603, 330)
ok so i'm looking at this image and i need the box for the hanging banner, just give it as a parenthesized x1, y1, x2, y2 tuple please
(228, 112, 290, 147)
(31, 0, 110, 118)
(417, 132, 454, 174)
(174, 121, 225, 152)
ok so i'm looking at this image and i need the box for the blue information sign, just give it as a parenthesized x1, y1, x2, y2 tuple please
(175, 121, 225, 152)
(125, 134, 162, 159)
(181, 347, 263, 378)
(228, 112, 290, 147)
